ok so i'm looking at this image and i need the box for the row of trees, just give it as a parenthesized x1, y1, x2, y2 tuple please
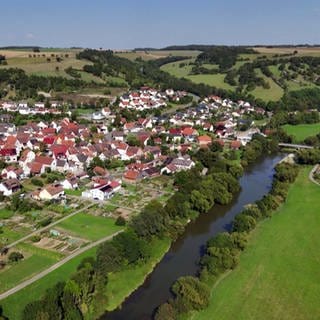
(155, 162, 300, 319)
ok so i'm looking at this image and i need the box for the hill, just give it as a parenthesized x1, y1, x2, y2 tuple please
(160, 46, 320, 102)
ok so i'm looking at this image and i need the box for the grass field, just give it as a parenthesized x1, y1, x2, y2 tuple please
(251, 68, 284, 101)
(105, 237, 171, 311)
(0, 244, 62, 294)
(1, 247, 97, 320)
(0, 208, 14, 219)
(282, 123, 320, 141)
(190, 167, 320, 320)
(0, 48, 108, 84)
(56, 213, 123, 241)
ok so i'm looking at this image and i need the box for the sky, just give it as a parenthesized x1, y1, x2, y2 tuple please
(0, 0, 319, 49)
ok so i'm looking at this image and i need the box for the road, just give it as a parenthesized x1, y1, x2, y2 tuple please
(0, 230, 124, 300)
(6, 203, 95, 249)
(309, 164, 320, 186)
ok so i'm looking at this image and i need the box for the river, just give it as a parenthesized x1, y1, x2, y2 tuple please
(101, 155, 283, 320)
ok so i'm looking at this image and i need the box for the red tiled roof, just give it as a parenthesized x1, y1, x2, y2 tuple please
(231, 140, 241, 149)
(124, 170, 140, 180)
(34, 155, 53, 165)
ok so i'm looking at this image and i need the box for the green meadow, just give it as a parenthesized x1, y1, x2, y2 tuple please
(190, 167, 320, 320)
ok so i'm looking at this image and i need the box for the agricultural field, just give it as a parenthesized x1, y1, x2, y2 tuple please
(0, 49, 91, 79)
(1, 247, 97, 320)
(116, 50, 200, 61)
(191, 167, 320, 320)
(253, 46, 320, 57)
(0, 243, 62, 294)
(56, 213, 123, 241)
(282, 123, 320, 142)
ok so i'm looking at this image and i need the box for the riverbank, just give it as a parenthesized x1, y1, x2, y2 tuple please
(105, 237, 171, 312)
(189, 166, 320, 320)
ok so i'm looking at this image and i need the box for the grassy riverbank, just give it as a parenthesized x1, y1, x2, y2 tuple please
(105, 237, 171, 311)
(189, 167, 320, 320)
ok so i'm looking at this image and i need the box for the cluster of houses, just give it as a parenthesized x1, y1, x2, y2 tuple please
(119, 87, 188, 110)
(0, 92, 267, 201)
(0, 101, 63, 116)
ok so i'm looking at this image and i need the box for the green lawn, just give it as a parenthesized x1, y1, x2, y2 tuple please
(105, 237, 171, 311)
(1, 248, 97, 320)
(0, 208, 14, 219)
(0, 226, 30, 244)
(64, 188, 84, 196)
(0, 244, 62, 294)
(56, 213, 123, 241)
(282, 123, 320, 142)
(190, 167, 320, 320)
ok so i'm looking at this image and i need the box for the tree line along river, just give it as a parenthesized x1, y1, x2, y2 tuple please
(101, 155, 284, 320)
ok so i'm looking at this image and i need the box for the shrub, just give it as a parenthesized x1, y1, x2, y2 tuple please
(232, 214, 256, 232)
(115, 216, 126, 226)
(31, 178, 44, 187)
(8, 251, 24, 263)
(30, 235, 41, 243)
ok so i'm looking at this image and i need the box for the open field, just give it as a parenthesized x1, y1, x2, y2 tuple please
(282, 123, 320, 141)
(161, 58, 194, 77)
(116, 50, 200, 61)
(253, 46, 320, 56)
(105, 237, 171, 311)
(1, 247, 97, 320)
(0, 244, 62, 294)
(190, 167, 320, 320)
(251, 68, 284, 101)
(187, 73, 235, 91)
(56, 213, 123, 241)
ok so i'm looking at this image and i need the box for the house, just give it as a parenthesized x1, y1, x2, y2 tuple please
(1, 166, 25, 180)
(0, 148, 17, 162)
(36, 184, 65, 201)
(123, 170, 143, 183)
(61, 177, 79, 190)
(55, 159, 70, 173)
(161, 156, 195, 174)
(34, 155, 56, 171)
(230, 140, 242, 150)
(197, 135, 212, 147)
(82, 180, 121, 200)
(236, 128, 260, 146)
(0, 179, 21, 196)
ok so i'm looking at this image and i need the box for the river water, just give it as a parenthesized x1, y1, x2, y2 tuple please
(101, 155, 283, 320)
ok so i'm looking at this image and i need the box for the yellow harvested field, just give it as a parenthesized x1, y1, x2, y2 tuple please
(254, 46, 320, 56)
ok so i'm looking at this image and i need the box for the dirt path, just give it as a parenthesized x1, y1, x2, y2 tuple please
(309, 164, 320, 186)
(0, 230, 123, 300)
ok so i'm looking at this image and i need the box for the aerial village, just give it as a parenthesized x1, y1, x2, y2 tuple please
(0, 87, 268, 255)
